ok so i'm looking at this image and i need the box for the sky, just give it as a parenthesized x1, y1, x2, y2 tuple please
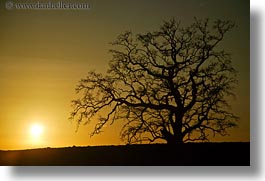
(0, 0, 249, 150)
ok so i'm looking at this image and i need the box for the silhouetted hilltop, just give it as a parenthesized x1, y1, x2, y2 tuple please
(0, 142, 250, 166)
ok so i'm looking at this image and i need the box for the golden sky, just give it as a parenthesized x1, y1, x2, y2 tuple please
(0, 0, 249, 150)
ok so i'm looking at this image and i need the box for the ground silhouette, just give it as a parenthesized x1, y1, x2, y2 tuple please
(0, 142, 249, 166)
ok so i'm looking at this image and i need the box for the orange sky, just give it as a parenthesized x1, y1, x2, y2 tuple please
(0, 0, 249, 150)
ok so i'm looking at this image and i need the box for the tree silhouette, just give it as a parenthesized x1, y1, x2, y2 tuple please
(70, 18, 239, 144)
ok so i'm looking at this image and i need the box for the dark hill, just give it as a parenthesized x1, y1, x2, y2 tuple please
(0, 142, 250, 166)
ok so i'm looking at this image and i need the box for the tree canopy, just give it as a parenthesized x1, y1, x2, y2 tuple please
(70, 18, 238, 144)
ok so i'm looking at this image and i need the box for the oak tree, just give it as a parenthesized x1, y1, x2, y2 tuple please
(70, 19, 238, 144)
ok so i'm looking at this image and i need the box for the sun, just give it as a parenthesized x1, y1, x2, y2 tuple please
(30, 124, 43, 137)
(28, 123, 45, 146)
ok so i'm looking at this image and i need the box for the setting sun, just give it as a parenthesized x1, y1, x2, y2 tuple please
(30, 124, 43, 137)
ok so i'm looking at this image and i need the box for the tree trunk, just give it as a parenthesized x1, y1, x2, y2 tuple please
(162, 112, 184, 144)
(173, 126, 183, 144)
(165, 136, 183, 145)
(161, 128, 183, 145)
(172, 114, 184, 144)
(174, 135, 183, 144)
